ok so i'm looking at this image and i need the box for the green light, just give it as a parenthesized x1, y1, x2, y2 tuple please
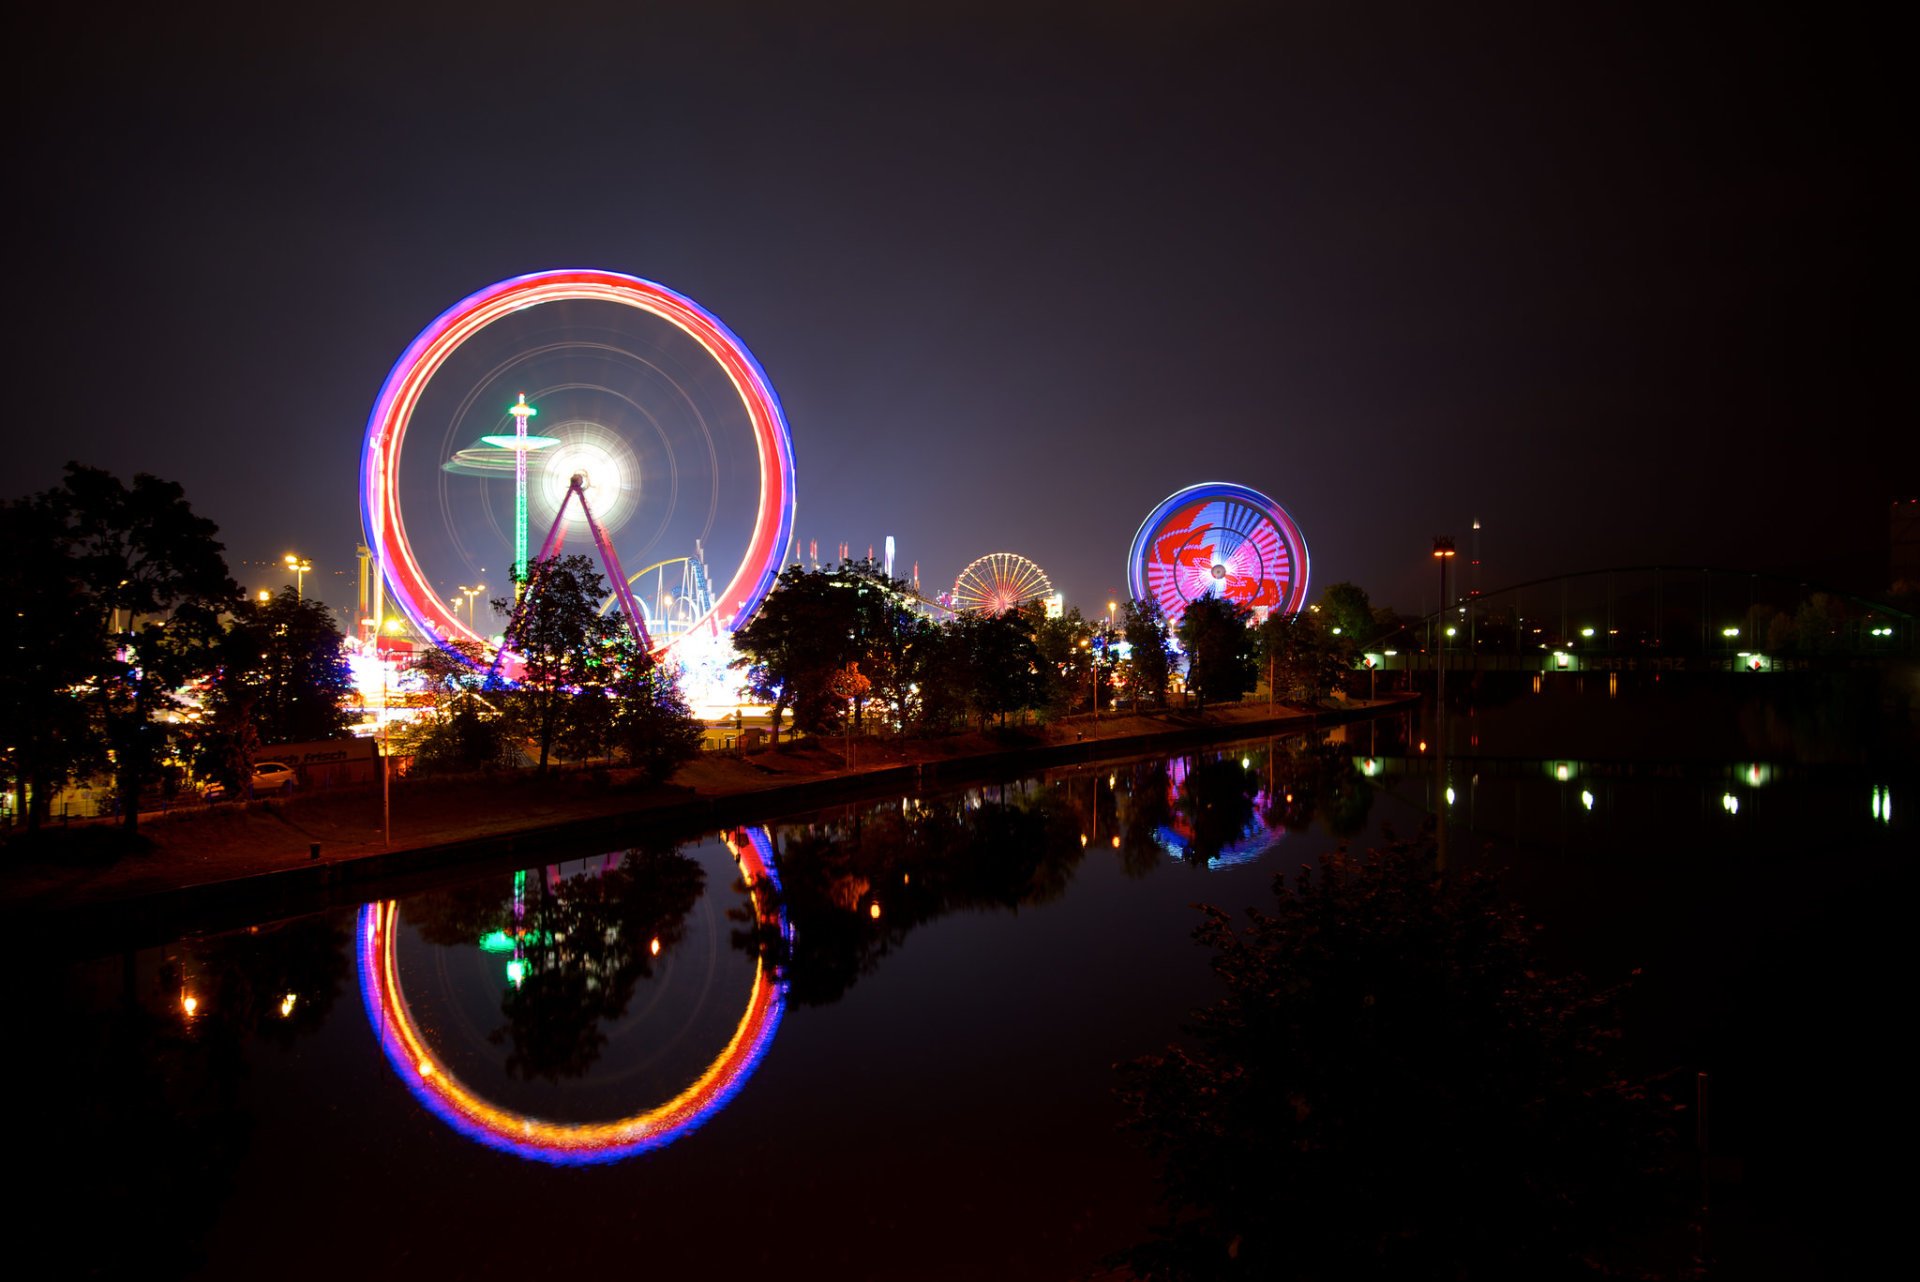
(479, 930, 515, 953)
(506, 959, 526, 986)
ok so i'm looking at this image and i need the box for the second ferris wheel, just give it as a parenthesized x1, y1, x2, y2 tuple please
(1127, 482, 1311, 624)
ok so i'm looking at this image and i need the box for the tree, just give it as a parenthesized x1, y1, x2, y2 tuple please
(1259, 609, 1350, 705)
(492, 554, 626, 773)
(731, 558, 929, 739)
(1121, 596, 1175, 708)
(608, 641, 704, 782)
(1120, 840, 1681, 1279)
(954, 609, 1046, 729)
(1027, 601, 1095, 717)
(403, 639, 503, 774)
(1315, 580, 1375, 646)
(731, 563, 853, 739)
(0, 494, 106, 830)
(1176, 595, 1258, 709)
(55, 464, 238, 830)
(211, 587, 355, 748)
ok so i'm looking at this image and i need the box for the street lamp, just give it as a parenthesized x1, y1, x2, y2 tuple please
(1432, 536, 1456, 673)
(284, 553, 312, 601)
(457, 584, 485, 628)
(1432, 536, 1455, 870)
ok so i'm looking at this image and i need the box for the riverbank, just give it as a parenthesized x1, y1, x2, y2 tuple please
(3, 695, 1415, 944)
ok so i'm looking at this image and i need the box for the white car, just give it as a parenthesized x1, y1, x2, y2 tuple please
(201, 761, 298, 801)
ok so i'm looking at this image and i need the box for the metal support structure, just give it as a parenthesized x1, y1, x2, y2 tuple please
(487, 473, 653, 687)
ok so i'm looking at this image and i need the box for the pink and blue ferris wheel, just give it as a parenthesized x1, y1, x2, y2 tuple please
(359, 268, 797, 662)
(1128, 482, 1310, 624)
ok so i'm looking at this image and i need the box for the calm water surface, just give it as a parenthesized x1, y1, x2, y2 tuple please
(28, 683, 1910, 1279)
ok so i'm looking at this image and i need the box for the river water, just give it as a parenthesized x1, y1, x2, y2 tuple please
(25, 678, 1910, 1279)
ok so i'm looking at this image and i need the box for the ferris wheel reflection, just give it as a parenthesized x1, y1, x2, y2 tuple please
(357, 827, 790, 1165)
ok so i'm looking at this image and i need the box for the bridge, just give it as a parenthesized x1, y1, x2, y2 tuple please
(1364, 564, 1914, 673)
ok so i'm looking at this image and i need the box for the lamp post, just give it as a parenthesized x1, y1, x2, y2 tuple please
(381, 616, 402, 845)
(284, 553, 312, 601)
(1432, 536, 1456, 871)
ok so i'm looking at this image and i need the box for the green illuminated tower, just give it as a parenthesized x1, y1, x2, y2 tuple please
(508, 393, 537, 597)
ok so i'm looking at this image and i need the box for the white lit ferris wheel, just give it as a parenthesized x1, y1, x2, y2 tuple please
(950, 553, 1053, 615)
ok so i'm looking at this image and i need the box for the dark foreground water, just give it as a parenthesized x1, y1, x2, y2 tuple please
(23, 678, 1911, 1280)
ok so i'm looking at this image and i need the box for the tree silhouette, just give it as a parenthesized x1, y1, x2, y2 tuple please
(54, 464, 239, 829)
(492, 554, 626, 772)
(1177, 594, 1258, 709)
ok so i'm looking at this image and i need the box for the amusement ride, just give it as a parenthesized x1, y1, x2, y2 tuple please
(1128, 481, 1311, 625)
(359, 268, 797, 698)
(951, 552, 1054, 615)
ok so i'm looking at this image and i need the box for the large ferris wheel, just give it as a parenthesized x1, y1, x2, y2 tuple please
(951, 553, 1053, 615)
(1128, 482, 1310, 625)
(359, 269, 797, 671)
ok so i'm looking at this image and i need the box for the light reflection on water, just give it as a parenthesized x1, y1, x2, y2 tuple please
(24, 690, 1909, 1280)
(359, 828, 789, 1165)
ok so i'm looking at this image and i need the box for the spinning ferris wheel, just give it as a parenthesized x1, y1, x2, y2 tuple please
(1128, 482, 1310, 625)
(358, 269, 796, 672)
(951, 553, 1053, 615)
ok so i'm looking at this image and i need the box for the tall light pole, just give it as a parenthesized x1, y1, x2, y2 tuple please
(380, 616, 402, 845)
(284, 553, 312, 601)
(1432, 536, 1456, 871)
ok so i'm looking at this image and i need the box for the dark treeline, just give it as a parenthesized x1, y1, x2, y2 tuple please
(2, 467, 705, 834)
(729, 559, 1385, 742)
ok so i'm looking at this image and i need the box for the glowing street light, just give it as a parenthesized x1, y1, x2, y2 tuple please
(457, 583, 485, 627)
(284, 553, 312, 600)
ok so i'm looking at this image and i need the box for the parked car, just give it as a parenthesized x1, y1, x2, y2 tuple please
(201, 761, 298, 801)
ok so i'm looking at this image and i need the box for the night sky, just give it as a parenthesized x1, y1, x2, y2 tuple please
(15, 1, 1899, 618)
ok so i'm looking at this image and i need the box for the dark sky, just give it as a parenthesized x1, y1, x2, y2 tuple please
(14, 1, 1901, 617)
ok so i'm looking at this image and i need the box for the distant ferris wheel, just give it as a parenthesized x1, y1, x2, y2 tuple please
(951, 552, 1053, 615)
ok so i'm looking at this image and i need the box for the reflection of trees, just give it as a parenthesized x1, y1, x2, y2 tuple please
(1261, 734, 1373, 838)
(1172, 753, 1263, 865)
(743, 787, 1088, 1007)
(1115, 759, 1175, 877)
(402, 847, 705, 1082)
(23, 918, 348, 1279)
